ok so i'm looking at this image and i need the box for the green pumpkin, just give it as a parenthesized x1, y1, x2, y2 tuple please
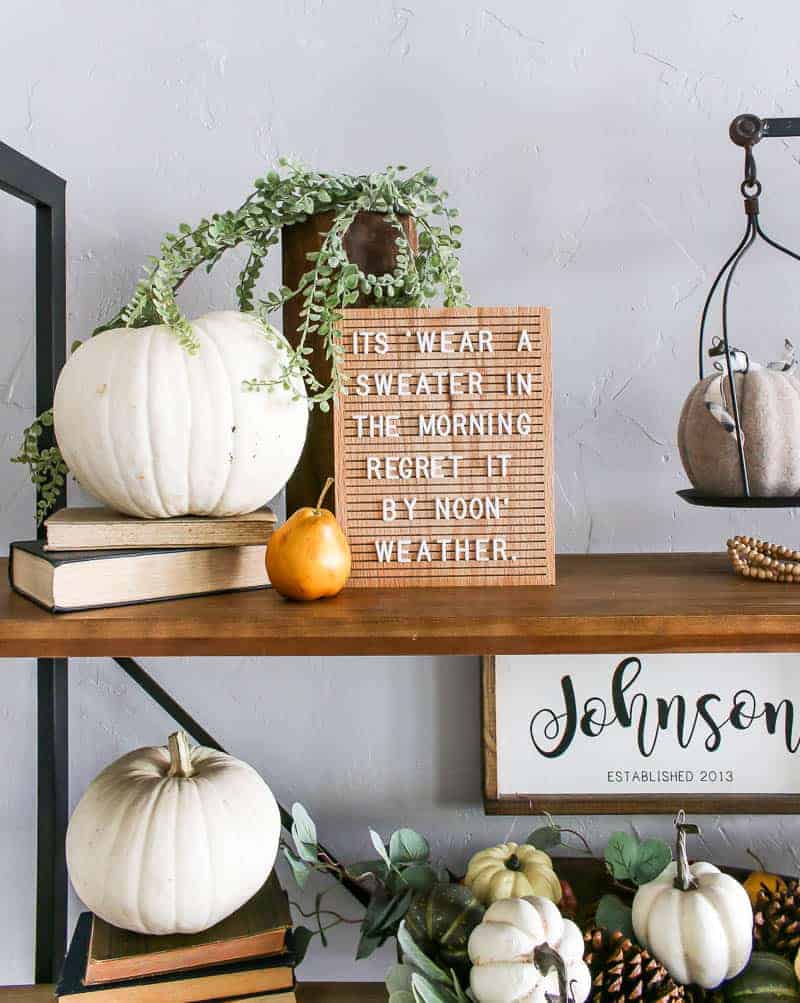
(724, 952, 800, 1003)
(405, 882, 484, 980)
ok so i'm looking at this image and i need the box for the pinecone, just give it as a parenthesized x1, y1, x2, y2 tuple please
(583, 928, 685, 1003)
(753, 878, 800, 959)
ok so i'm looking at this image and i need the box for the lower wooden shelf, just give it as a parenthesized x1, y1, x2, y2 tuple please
(0, 984, 385, 1001)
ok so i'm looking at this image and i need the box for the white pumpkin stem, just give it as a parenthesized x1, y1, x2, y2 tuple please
(168, 731, 195, 778)
(673, 809, 700, 892)
(534, 944, 571, 1003)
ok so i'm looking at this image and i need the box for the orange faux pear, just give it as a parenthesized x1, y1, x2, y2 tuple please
(266, 477, 351, 600)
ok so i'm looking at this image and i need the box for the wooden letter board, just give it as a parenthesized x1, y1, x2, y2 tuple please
(333, 307, 554, 587)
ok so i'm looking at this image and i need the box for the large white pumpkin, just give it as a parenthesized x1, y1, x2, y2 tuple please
(66, 732, 282, 935)
(54, 311, 308, 518)
(468, 895, 591, 1003)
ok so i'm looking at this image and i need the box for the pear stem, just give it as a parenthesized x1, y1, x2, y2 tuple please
(168, 731, 195, 778)
(316, 476, 335, 512)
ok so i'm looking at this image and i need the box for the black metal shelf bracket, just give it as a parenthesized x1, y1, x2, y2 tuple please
(1, 139, 367, 985)
(0, 140, 68, 984)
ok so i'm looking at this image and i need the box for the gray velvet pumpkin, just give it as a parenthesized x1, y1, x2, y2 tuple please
(678, 346, 800, 497)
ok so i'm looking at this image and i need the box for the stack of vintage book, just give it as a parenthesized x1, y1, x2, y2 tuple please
(9, 506, 275, 612)
(56, 872, 295, 1001)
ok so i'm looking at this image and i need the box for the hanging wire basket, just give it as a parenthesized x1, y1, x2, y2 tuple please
(678, 113, 800, 508)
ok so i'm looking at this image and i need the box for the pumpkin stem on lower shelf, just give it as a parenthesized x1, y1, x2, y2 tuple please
(168, 731, 195, 778)
(506, 853, 522, 871)
(673, 809, 700, 892)
(533, 943, 570, 1003)
(316, 476, 335, 512)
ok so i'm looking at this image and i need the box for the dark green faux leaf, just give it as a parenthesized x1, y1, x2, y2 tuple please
(400, 864, 437, 893)
(293, 925, 314, 965)
(356, 930, 383, 960)
(595, 894, 634, 937)
(527, 826, 562, 851)
(631, 838, 671, 885)
(390, 828, 430, 865)
(605, 831, 639, 881)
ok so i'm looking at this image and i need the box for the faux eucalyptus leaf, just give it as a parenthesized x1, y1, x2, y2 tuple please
(397, 922, 451, 984)
(386, 963, 415, 993)
(595, 893, 634, 937)
(604, 830, 671, 886)
(527, 825, 563, 851)
(370, 828, 392, 868)
(390, 828, 430, 864)
(632, 838, 672, 885)
(356, 930, 383, 961)
(291, 803, 318, 861)
(411, 973, 459, 1003)
(605, 831, 640, 881)
(283, 847, 311, 889)
(293, 925, 314, 965)
(400, 863, 438, 893)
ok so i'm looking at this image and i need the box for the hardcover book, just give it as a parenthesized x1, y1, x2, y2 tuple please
(9, 540, 269, 613)
(45, 507, 276, 551)
(85, 872, 291, 985)
(57, 913, 295, 1002)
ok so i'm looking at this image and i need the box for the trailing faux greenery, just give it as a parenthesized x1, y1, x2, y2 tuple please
(283, 802, 441, 966)
(13, 158, 466, 520)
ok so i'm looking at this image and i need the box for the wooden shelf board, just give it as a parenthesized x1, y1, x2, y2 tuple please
(0, 983, 385, 1001)
(2, 553, 800, 656)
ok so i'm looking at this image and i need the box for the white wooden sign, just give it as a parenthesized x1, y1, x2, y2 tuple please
(483, 653, 800, 813)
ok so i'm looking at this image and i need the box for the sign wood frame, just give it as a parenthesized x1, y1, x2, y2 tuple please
(333, 307, 554, 587)
(482, 654, 800, 814)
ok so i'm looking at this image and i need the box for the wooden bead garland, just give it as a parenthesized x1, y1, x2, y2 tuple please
(727, 535, 800, 582)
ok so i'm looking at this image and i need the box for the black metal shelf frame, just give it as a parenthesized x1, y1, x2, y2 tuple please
(0, 141, 367, 985)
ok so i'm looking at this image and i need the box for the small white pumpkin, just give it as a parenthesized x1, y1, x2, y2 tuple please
(54, 310, 308, 518)
(66, 732, 281, 935)
(632, 812, 753, 989)
(468, 895, 591, 1003)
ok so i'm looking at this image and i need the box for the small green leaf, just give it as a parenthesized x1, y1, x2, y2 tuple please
(595, 894, 634, 937)
(355, 930, 383, 960)
(632, 838, 671, 885)
(411, 973, 458, 1003)
(605, 831, 639, 881)
(390, 829, 430, 865)
(293, 925, 314, 965)
(400, 864, 437, 893)
(370, 829, 392, 868)
(527, 826, 562, 851)
(397, 922, 450, 984)
(387, 964, 415, 993)
(283, 848, 311, 889)
(291, 803, 317, 846)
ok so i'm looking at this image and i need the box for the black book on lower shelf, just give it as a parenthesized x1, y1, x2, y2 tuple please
(57, 913, 296, 1002)
(9, 540, 270, 613)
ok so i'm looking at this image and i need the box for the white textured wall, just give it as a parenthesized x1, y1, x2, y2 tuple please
(3, 0, 800, 985)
